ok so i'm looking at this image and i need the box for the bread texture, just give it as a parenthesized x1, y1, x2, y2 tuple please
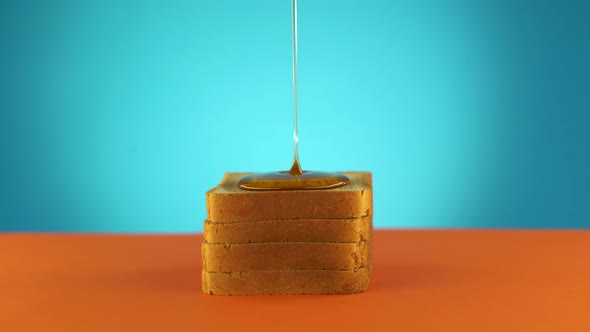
(202, 268, 370, 296)
(206, 172, 372, 222)
(203, 216, 371, 244)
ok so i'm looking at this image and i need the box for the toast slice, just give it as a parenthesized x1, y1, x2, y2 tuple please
(206, 172, 372, 222)
(203, 216, 371, 244)
(202, 268, 370, 295)
(202, 240, 368, 272)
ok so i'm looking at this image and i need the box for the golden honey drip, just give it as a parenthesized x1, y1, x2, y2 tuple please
(237, 0, 350, 191)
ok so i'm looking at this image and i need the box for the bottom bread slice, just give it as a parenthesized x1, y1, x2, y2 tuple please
(202, 268, 370, 295)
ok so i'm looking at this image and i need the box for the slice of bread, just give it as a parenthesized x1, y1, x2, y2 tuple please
(203, 216, 371, 244)
(202, 240, 368, 272)
(202, 267, 370, 295)
(206, 172, 372, 222)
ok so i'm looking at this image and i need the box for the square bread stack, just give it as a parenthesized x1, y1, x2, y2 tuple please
(202, 172, 373, 295)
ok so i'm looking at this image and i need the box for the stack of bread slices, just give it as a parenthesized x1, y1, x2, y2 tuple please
(202, 172, 373, 295)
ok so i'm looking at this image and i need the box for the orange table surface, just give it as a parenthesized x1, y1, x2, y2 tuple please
(2, 230, 589, 331)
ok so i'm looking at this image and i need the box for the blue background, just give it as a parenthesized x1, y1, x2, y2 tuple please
(1, 1, 589, 232)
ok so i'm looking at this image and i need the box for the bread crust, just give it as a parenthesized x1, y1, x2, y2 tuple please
(202, 268, 370, 295)
(206, 172, 372, 222)
(204, 216, 372, 244)
(202, 241, 368, 272)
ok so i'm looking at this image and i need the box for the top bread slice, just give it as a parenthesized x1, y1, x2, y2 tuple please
(206, 172, 372, 223)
